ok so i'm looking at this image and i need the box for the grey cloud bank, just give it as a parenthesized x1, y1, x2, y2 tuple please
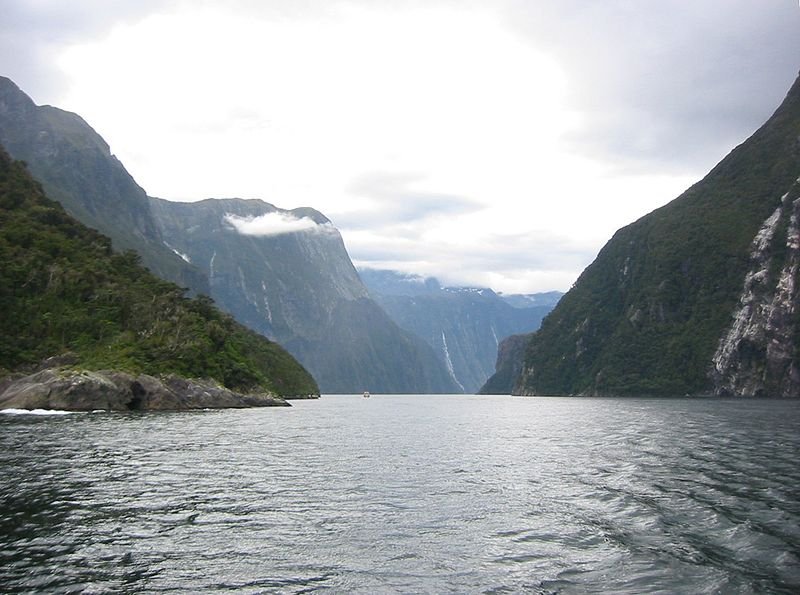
(505, 0, 800, 172)
(338, 171, 483, 229)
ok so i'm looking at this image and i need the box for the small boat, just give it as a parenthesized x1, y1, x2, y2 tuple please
(363, 391, 370, 398)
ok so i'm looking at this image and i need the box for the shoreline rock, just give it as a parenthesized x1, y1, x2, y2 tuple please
(0, 368, 291, 411)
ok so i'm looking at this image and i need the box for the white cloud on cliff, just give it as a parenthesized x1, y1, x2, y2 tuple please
(224, 212, 336, 237)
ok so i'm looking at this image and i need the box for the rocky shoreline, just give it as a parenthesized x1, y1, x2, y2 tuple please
(0, 368, 303, 411)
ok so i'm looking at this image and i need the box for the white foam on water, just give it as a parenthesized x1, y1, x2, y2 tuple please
(0, 408, 74, 416)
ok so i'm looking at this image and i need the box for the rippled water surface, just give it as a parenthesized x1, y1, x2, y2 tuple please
(1, 395, 799, 593)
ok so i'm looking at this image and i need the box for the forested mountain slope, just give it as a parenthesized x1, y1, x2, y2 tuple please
(484, 72, 800, 397)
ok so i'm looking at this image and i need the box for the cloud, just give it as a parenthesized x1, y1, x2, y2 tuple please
(503, 0, 800, 173)
(224, 212, 337, 237)
(3, 0, 798, 293)
(344, 217, 599, 293)
(0, 0, 170, 101)
(334, 172, 483, 229)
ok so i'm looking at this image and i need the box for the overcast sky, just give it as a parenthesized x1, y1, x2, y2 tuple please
(2, 0, 798, 293)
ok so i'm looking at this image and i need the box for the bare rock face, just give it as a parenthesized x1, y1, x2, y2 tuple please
(711, 180, 800, 397)
(0, 369, 289, 411)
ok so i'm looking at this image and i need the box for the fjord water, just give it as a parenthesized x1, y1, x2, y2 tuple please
(1, 396, 798, 594)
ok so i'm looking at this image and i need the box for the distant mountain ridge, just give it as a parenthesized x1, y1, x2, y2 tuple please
(483, 71, 800, 397)
(359, 269, 561, 393)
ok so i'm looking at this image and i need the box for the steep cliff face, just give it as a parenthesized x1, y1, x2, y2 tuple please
(360, 269, 558, 393)
(486, 71, 800, 397)
(149, 198, 460, 394)
(0, 76, 208, 295)
(711, 179, 800, 396)
(150, 198, 366, 339)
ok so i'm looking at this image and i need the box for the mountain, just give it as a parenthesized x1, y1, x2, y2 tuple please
(0, 76, 208, 295)
(0, 145, 318, 403)
(483, 71, 800, 397)
(148, 199, 461, 394)
(359, 269, 560, 392)
(478, 334, 530, 395)
(0, 76, 458, 395)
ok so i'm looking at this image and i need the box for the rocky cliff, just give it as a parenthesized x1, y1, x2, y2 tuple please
(483, 71, 800, 397)
(148, 199, 461, 394)
(0, 76, 208, 295)
(710, 178, 800, 396)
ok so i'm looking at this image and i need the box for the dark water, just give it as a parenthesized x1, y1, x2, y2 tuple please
(1, 395, 799, 594)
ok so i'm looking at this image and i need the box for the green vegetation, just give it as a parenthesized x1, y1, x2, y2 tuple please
(511, 73, 800, 396)
(0, 76, 209, 296)
(0, 147, 318, 396)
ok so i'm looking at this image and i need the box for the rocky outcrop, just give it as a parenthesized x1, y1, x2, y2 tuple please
(0, 369, 291, 411)
(711, 180, 800, 396)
